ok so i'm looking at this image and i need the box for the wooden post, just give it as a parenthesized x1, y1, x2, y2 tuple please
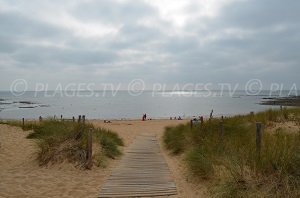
(78, 115, 81, 123)
(72, 116, 75, 122)
(83, 115, 85, 124)
(256, 122, 262, 159)
(22, 118, 24, 129)
(61, 115, 63, 121)
(190, 120, 193, 129)
(220, 120, 224, 144)
(200, 116, 204, 125)
(39, 116, 42, 122)
(86, 128, 93, 169)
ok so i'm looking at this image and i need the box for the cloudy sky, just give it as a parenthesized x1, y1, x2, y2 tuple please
(0, 0, 299, 90)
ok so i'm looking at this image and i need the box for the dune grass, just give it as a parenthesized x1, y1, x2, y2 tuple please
(0, 119, 37, 131)
(164, 108, 300, 197)
(1, 119, 123, 168)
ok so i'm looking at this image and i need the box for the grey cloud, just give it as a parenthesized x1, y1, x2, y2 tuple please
(0, 12, 65, 40)
(12, 46, 118, 68)
(219, 0, 300, 28)
(0, 0, 299, 89)
(72, 0, 157, 24)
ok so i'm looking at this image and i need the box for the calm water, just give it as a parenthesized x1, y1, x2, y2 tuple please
(0, 90, 296, 120)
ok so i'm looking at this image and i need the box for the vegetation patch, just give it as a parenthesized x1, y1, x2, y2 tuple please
(1, 119, 123, 168)
(164, 108, 300, 197)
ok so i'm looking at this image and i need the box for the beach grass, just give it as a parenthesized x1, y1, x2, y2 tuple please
(0, 119, 123, 168)
(0, 119, 37, 131)
(164, 108, 300, 197)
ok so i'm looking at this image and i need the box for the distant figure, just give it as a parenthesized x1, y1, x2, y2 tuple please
(39, 116, 42, 122)
(170, 117, 172, 120)
(200, 116, 204, 124)
(142, 113, 146, 121)
(210, 109, 213, 120)
(178, 116, 182, 120)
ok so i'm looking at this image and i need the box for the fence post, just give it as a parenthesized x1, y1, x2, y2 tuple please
(86, 128, 93, 169)
(22, 118, 24, 129)
(200, 116, 204, 125)
(256, 122, 262, 159)
(72, 116, 75, 122)
(220, 120, 224, 144)
(78, 115, 81, 123)
(83, 115, 85, 125)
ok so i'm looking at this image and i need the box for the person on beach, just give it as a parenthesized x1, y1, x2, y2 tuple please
(210, 109, 213, 120)
(142, 113, 147, 121)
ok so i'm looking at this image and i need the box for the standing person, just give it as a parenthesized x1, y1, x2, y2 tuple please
(142, 114, 145, 121)
(210, 109, 213, 120)
(144, 113, 147, 120)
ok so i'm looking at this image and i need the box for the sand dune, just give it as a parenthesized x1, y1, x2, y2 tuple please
(0, 120, 208, 198)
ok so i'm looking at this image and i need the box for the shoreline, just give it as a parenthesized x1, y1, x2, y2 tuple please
(0, 112, 248, 121)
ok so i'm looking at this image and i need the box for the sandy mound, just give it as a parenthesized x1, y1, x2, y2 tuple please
(0, 124, 115, 198)
(0, 120, 208, 198)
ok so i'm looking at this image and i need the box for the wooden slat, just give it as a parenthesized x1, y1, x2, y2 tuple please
(99, 135, 177, 197)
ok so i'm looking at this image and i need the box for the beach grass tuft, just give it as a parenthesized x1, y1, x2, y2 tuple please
(164, 108, 300, 197)
(1, 119, 123, 168)
(0, 119, 37, 131)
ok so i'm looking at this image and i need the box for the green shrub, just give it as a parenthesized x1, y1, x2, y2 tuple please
(96, 129, 122, 157)
(186, 147, 214, 179)
(163, 125, 186, 154)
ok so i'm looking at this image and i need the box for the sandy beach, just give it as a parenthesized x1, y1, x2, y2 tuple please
(0, 119, 208, 198)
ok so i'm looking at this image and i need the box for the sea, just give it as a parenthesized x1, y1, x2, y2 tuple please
(0, 90, 298, 120)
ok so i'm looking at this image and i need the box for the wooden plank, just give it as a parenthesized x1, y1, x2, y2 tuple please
(99, 135, 177, 197)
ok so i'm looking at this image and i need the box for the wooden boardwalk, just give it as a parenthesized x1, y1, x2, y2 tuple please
(99, 135, 177, 197)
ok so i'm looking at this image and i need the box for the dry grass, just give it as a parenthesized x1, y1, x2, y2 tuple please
(1, 119, 124, 168)
(164, 108, 300, 197)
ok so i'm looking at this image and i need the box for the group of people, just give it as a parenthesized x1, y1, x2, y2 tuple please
(170, 116, 182, 120)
